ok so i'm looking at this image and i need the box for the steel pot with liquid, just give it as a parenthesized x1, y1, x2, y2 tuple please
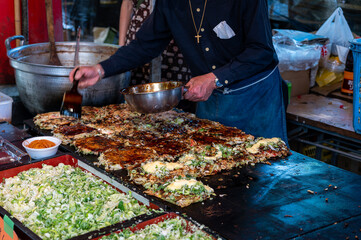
(6, 35, 130, 115)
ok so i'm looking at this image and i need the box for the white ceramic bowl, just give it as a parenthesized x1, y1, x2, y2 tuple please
(22, 136, 61, 159)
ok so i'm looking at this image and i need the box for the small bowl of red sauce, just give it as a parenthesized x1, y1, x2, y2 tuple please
(22, 136, 61, 159)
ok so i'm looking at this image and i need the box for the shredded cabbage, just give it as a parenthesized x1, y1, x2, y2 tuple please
(100, 217, 217, 240)
(0, 163, 154, 240)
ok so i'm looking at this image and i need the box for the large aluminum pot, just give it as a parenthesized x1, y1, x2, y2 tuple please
(6, 35, 130, 115)
(120, 81, 186, 114)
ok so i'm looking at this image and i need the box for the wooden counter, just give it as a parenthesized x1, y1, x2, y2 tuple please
(287, 94, 361, 141)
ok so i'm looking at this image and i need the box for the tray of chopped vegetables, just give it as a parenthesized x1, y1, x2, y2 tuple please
(0, 154, 162, 240)
(93, 212, 224, 240)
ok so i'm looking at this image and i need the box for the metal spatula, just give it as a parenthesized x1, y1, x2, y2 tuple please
(60, 27, 82, 118)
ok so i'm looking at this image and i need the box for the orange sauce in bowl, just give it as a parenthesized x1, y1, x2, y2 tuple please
(27, 139, 56, 149)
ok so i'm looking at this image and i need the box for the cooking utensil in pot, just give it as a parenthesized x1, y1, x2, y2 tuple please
(120, 81, 187, 114)
(73, 26, 81, 66)
(45, 0, 61, 66)
(60, 28, 82, 118)
(60, 68, 82, 118)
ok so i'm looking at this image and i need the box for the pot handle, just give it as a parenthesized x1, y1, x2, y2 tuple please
(5, 35, 25, 52)
(181, 86, 189, 100)
(120, 87, 128, 94)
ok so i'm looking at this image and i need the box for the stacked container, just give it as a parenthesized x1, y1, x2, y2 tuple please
(0, 92, 13, 123)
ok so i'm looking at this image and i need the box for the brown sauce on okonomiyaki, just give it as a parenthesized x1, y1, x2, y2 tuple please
(74, 136, 121, 152)
(104, 147, 155, 167)
(190, 133, 226, 145)
(154, 122, 187, 135)
(127, 131, 158, 142)
(144, 138, 190, 156)
(57, 124, 96, 136)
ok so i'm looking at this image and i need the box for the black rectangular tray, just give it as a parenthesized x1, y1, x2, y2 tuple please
(92, 212, 224, 240)
(0, 154, 163, 240)
(24, 119, 361, 240)
(23, 119, 279, 239)
(23, 119, 258, 211)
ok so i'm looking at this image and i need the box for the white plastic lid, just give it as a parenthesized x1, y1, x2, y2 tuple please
(0, 92, 13, 105)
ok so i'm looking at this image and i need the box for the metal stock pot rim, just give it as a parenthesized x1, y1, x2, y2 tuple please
(7, 41, 119, 67)
(7, 41, 119, 76)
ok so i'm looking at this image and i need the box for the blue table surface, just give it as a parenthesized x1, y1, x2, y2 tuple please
(179, 151, 361, 240)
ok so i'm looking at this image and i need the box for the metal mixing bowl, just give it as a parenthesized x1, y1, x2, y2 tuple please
(120, 81, 185, 114)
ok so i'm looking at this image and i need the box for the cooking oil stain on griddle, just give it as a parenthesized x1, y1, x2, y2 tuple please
(202, 202, 233, 217)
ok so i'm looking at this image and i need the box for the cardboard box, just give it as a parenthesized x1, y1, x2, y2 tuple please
(280, 70, 310, 97)
(0, 92, 13, 123)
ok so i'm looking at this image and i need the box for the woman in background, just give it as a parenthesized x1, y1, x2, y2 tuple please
(118, 0, 193, 85)
(118, 0, 195, 112)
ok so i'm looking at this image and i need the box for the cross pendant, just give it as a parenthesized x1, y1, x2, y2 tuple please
(195, 34, 201, 43)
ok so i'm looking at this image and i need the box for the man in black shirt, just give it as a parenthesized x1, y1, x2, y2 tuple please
(69, 0, 288, 143)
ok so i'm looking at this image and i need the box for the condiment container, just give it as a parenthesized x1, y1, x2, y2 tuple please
(22, 136, 61, 159)
(0, 92, 13, 123)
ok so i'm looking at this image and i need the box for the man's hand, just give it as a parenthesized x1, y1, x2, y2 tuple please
(69, 64, 104, 89)
(184, 72, 217, 102)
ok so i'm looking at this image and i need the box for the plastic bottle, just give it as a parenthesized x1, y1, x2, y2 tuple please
(341, 49, 354, 95)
